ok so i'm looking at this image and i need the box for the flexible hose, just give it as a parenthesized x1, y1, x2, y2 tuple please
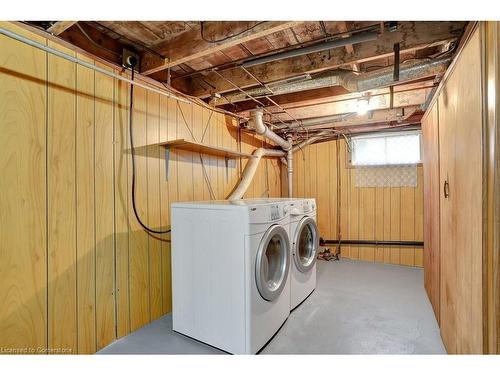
(129, 66, 171, 234)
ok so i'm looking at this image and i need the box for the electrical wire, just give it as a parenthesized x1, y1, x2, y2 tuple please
(160, 81, 247, 121)
(129, 66, 171, 234)
(199, 155, 217, 200)
(201, 111, 214, 143)
(200, 21, 266, 43)
(75, 23, 122, 58)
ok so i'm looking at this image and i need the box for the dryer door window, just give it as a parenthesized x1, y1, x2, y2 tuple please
(294, 217, 319, 273)
(256, 225, 290, 301)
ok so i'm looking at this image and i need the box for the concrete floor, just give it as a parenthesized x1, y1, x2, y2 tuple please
(98, 259, 445, 354)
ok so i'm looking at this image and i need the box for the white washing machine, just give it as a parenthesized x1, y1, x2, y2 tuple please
(170, 198, 292, 354)
(289, 198, 319, 310)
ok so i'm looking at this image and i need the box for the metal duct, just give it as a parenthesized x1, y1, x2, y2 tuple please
(223, 72, 344, 103)
(341, 56, 451, 92)
(241, 32, 378, 68)
(223, 57, 451, 104)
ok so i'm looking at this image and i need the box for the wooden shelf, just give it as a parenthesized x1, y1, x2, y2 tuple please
(159, 139, 255, 159)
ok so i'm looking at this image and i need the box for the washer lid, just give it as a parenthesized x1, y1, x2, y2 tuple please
(293, 217, 319, 273)
(255, 225, 290, 301)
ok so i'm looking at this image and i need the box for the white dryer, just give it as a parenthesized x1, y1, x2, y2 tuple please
(171, 198, 292, 354)
(289, 198, 319, 310)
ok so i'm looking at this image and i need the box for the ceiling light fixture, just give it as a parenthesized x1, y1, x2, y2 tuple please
(356, 97, 371, 115)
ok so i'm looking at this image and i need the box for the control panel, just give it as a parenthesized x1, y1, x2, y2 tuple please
(248, 203, 289, 222)
(270, 204, 289, 221)
(290, 199, 316, 216)
(270, 205, 280, 220)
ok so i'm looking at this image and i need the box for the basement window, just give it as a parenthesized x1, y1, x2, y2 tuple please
(349, 130, 422, 167)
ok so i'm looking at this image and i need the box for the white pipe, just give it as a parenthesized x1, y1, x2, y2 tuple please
(228, 148, 284, 200)
(0, 26, 335, 201)
(228, 130, 332, 200)
(251, 109, 292, 151)
(286, 134, 293, 197)
(229, 109, 292, 200)
(262, 149, 286, 157)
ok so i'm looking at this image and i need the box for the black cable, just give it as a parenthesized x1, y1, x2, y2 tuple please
(129, 64, 171, 234)
(76, 23, 121, 58)
(200, 21, 266, 43)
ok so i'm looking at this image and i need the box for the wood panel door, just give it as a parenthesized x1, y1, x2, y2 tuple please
(438, 81, 458, 354)
(422, 101, 441, 323)
(437, 27, 484, 354)
(451, 29, 483, 354)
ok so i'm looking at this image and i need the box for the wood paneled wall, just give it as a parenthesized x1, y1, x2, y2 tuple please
(0, 22, 281, 354)
(426, 26, 483, 354)
(422, 101, 441, 322)
(484, 21, 500, 355)
(285, 139, 424, 267)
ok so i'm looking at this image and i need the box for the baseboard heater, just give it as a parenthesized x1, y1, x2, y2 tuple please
(319, 238, 424, 247)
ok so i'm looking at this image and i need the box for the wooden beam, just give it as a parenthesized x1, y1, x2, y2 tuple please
(47, 21, 78, 36)
(180, 21, 466, 98)
(264, 86, 432, 122)
(58, 22, 123, 66)
(336, 21, 359, 72)
(140, 21, 302, 75)
(326, 116, 423, 133)
(58, 22, 171, 77)
(303, 106, 420, 130)
(218, 85, 350, 113)
(220, 79, 435, 114)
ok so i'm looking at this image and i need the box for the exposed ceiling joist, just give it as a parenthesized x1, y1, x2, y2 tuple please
(217, 56, 448, 106)
(59, 22, 124, 65)
(274, 80, 435, 110)
(335, 21, 359, 72)
(140, 21, 302, 75)
(181, 21, 466, 98)
(47, 21, 78, 35)
(262, 86, 432, 122)
(219, 79, 435, 114)
(321, 118, 422, 135)
(58, 22, 180, 85)
(295, 106, 420, 131)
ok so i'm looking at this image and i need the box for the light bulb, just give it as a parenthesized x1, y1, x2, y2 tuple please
(356, 98, 370, 115)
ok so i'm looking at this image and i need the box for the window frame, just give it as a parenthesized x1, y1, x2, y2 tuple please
(346, 130, 423, 168)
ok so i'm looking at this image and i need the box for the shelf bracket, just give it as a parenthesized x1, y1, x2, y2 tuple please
(164, 147, 170, 181)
